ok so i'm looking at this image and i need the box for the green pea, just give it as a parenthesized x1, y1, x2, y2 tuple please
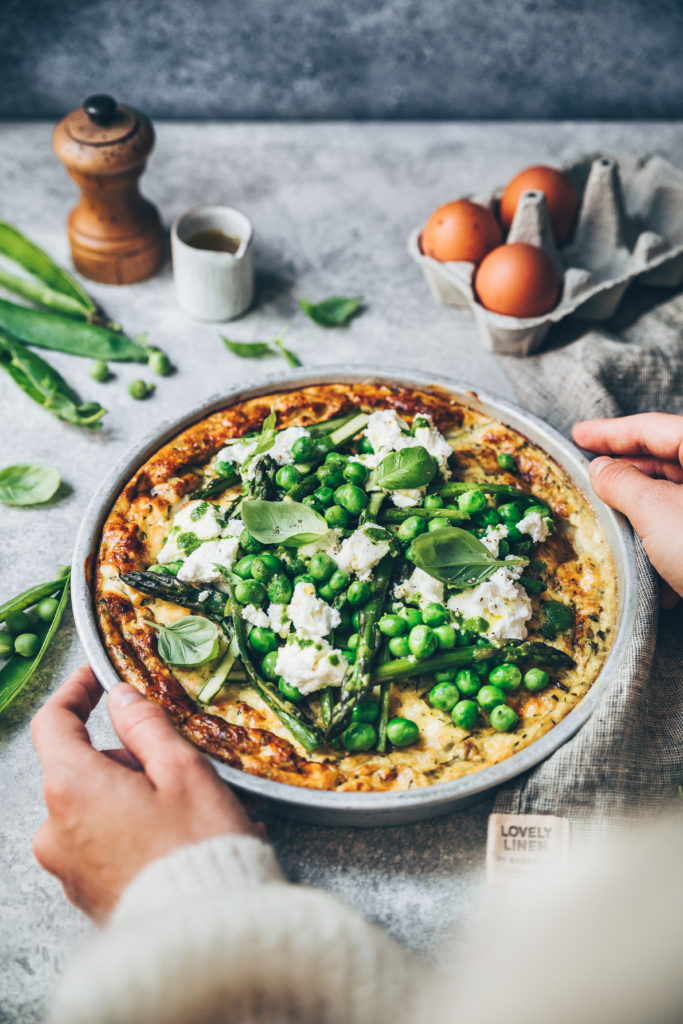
(386, 717, 419, 747)
(521, 575, 546, 595)
(433, 624, 456, 650)
(341, 648, 356, 664)
(434, 668, 457, 683)
(457, 489, 486, 515)
(423, 494, 444, 510)
(477, 684, 506, 711)
(89, 358, 110, 382)
(278, 677, 304, 703)
(427, 518, 450, 532)
(6, 610, 31, 636)
(128, 378, 153, 400)
(474, 508, 501, 528)
(249, 626, 278, 654)
(498, 539, 510, 557)
(239, 529, 263, 555)
(454, 628, 475, 648)
(165, 560, 183, 576)
(490, 704, 519, 732)
(357, 436, 374, 454)
(397, 515, 427, 543)
(0, 632, 14, 658)
(35, 597, 60, 622)
(455, 669, 480, 696)
(215, 460, 237, 478)
(497, 452, 517, 472)
(462, 616, 489, 635)
(251, 553, 282, 583)
(452, 700, 479, 730)
(428, 681, 460, 712)
(505, 525, 522, 543)
(325, 504, 351, 528)
(14, 632, 39, 658)
(347, 580, 372, 606)
(388, 635, 410, 658)
(334, 483, 367, 516)
(525, 503, 551, 518)
(541, 600, 574, 638)
(422, 602, 447, 626)
(324, 450, 346, 465)
(234, 579, 267, 607)
(524, 667, 550, 692)
(293, 573, 315, 587)
(328, 569, 350, 594)
(302, 495, 324, 513)
(378, 613, 409, 637)
(316, 582, 336, 601)
(498, 502, 524, 524)
(309, 552, 336, 581)
(399, 606, 423, 628)
(261, 650, 280, 681)
(313, 485, 336, 508)
(343, 461, 369, 486)
(234, 554, 256, 579)
(342, 722, 377, 751)
(408, 624, 437, 659)
(352, 698, 379, 723)
(317, 462, 345, 489)
(267, 574, 293, 604)
(291, 435, 322, 461)
(148, 349, 172, 376)
(351, 610, 361, 630)
(488, 663, 522, 691)
(275, 465, 301, 490)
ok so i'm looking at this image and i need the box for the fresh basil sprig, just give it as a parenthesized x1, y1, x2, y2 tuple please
(368, 446, 437, 491)
(410, 526, 524, 587)
(151, 616, 220, 666)
(0, 464, 61, 506)
(242, 498, 328, 547)
(300, 295, 362, 327)
(222, 327, 300, 367)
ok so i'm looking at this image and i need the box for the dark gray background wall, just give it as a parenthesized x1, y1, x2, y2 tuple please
(3, 0, 683, 120)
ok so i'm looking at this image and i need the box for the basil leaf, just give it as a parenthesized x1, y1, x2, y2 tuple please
(221, 337, 273, 359)
(242, 498, 328, 547)
(0, 463, 60, 506)
(411, 526, 523, 586)
(151, 616, 220, 666)
(299, 295, 362, 327)
(273, 335, 301, 367)
(242, 409, 278, 471)
(368, 446, 436, 491)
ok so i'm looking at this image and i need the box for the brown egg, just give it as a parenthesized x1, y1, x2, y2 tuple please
(500, 166, 579, 245)
(474, 243, 560, 318)
(420, 200, 502, 263)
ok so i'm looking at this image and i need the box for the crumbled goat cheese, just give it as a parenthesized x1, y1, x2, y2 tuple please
(335, 527, 390, 580)
(275, 637, 348, 695)
(298, 530, 342, 560)
(447, 567, 532, 640)
(175, 537, 240, 590)
(267, 603, 291, 637)
(242, 604, 269, 628)
(216, 438, 258, 467)
(287, 581, 341, 639)
(222, 518, 244, 538)
(517, 510, 550, 544)
(363, 410, 452, 478)
(390, 488, 425, 508)
(481, 523, 509, 557)
(157, 500, 224, 562)
(394, 567, 444, 607)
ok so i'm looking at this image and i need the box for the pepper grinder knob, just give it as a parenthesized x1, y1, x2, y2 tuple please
(53, 96, 164, 285)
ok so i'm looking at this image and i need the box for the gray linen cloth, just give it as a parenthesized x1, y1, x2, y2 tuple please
(492, 285, 683, 832)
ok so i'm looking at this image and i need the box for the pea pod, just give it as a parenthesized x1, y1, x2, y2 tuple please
(0, 267, 89, 318)
(0, 328, 107, 429)
(0, 570, 68, 625)
(0, 570, 70, 715)
(0, 299, 148, 363)
(0, 221, 96, 314)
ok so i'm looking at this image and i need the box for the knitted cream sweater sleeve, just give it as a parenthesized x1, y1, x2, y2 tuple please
(48, 835, 424, 1024)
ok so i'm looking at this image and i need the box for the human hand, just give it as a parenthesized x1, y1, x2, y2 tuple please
(572, 413, 683, 608)
(31, 666, 257, 922)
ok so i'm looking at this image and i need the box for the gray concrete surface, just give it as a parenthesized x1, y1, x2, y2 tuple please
(3, 0, 683, 120)
(1, 120, 681, 1023)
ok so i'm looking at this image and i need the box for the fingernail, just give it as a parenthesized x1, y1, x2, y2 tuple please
(110, 683, 144, 707)
(590, 456, 613, 478)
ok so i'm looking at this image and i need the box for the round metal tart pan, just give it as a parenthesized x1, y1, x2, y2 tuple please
(72, 367, 637, 827)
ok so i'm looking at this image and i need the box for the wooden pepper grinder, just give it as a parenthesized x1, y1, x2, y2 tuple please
(53, 94, 164, 285)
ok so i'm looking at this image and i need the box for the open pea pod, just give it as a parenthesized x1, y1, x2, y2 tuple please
(0, 221, 96, 314)
(0, 299, 148, 363)
(0, 571, 69, 625)
(0, 328, 107, 428)
(0, 571, 70, 715)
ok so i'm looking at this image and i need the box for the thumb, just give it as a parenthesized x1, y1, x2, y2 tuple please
(108, 683, 203, 786)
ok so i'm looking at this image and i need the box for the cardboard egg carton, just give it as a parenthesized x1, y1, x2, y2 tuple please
(408, 153, 683, 355)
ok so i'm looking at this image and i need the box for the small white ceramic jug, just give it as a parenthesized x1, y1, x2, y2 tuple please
(171, 205, 254, 320)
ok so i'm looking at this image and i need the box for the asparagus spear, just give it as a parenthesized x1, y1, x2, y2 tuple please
(246, 454, 278, 500)
(380, 507, 469, 524)
(373, 640, 575, 683)
(439, 481, 538, 503)
(193, 471, 239, 501)
(120, 572, 229, 632)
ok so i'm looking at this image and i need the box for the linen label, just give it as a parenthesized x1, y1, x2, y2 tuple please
(486, 813, 570, 886)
